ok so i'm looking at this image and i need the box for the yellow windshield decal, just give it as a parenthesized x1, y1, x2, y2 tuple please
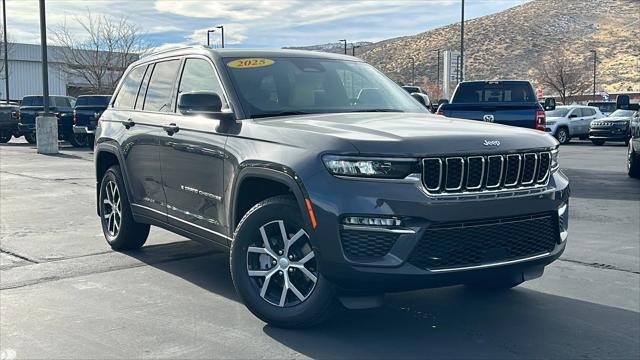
(227, 58, 275, 69)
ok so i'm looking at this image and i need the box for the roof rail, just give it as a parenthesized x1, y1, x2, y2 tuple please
(142, 44, 208, 58)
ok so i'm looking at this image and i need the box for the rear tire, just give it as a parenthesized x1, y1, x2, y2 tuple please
(67, 132, 89, 148)
(628, 142, 640, 178)
(24, 132, 36, 144)
(230, 195, 339, 328)
(556, 127, 570, 144)
(592, 139, 605, 146)
(99, 165, 150, 250)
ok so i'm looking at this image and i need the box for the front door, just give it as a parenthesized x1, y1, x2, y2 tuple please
(158, 57, 231, 245)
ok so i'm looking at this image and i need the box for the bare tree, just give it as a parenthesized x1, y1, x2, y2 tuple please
(535, 51, 592, 104)
(50, 13, 148, 94)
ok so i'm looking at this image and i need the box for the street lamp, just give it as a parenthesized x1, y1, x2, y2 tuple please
(432, 49, 441, 97)
(410, 57, 416, 85)
(460, 0, 465, 82)
(351, 45, 361, 56)
(207, 25, 224, 48)
(339, 39, 347, 55)
(590, 49, 597, 100)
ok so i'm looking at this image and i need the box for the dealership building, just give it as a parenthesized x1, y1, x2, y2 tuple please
(0, 42, 127, 102)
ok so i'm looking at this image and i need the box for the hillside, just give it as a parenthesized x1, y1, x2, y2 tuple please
(290, 0, 639, 95)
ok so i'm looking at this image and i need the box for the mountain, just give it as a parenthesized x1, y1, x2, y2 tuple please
(290, 0, 640, 95)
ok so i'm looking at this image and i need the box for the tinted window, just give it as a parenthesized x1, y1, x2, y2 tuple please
(53, 97, 71, 108)
(178, 58, 227, 108)
(453, 82, 536, 103)
(588, 102, 616, 113)
(225, 57, 425, 118)
(114, 65, 146, 109)
(143, 60, 181, 112)
(21, 96, 42, 106)
(76, 96, 111, 106)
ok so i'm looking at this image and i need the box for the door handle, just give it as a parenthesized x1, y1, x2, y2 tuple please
(122, 118, 135, 129)
(163, 123, 180, 135)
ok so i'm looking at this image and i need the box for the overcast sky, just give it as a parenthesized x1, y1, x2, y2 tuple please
(4, 0, 529, 49)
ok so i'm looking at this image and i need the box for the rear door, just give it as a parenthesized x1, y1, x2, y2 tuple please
(158, 56, 231, 245)
(111, 63, 168, 221)
(567, 108, 582, 136)
(581, 107, 597, 135)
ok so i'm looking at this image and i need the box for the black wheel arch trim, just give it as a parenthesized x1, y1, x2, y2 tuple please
(229, 162, 313, 236)
(94, 141, 135, 217)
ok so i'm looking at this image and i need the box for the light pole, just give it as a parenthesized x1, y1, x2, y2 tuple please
(207, 29, 215, 47)
(352, 45, 361, 56)
(590, 49, 597, 100)
(216, 25, 224, 48)
(207, 26, 224, 48)
(460, 0, 465, 82)
(432, 49, 441, 97)
(2, 0, 9, 103)
(339, 39, 347, 55)
(37, 0, 57, 154)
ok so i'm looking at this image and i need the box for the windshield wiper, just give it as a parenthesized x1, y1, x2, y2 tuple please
(252, 111, 315, 119)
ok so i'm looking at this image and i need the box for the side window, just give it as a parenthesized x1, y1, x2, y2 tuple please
(143, 60, 181, 112)
(178, 58, 228, 108)
(586, 108, 596, 116)
(135, 64, 153, 110)
(114, 66, 146, 109)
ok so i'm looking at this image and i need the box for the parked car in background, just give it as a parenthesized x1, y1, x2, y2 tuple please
(401, 85, 424, 94)
(589, 109, 637, 146)
(73, 95, 111, 147)
(587, 101, 616, 117)
(0, 102, 21, 143)
(16, 95, 88, 147)
(437, 80, 555, 130)
(545, 105, 605, 144)
(94, 47, 569, 328)
(628, 110, 640, 178)
(401, 85, 434, 112)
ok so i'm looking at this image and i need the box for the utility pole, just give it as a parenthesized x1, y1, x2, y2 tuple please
(2, 0, 9, 103)
(460, 0, 465, 82)
(590, 50, 597, 100)
(339, 39, 347, 55)
(37, 0, 57, 153)
(411, 57, 415, 85)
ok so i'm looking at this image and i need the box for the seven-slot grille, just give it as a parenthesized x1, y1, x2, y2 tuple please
(422, 151, 551, 195)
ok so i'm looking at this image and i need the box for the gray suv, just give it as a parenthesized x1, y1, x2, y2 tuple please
(94, 47, 570, 328)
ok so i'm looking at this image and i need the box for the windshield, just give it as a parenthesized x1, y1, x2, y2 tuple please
(224, 57, 426, 118)
(588, 102, 616, 113)
(608, 109, 636, 117)
(76, 96, 111, 106)
(546, 107, 571, 117)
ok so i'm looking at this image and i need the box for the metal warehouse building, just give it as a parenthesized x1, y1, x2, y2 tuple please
(0, 43, 115, 102)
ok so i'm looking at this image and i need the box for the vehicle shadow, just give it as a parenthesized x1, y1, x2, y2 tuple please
(562, 168, 640, 201)
(562, 140, 627, 147)
(128, 242, 639, 359)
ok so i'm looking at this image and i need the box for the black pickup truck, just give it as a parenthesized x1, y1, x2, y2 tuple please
(438, 80, 555, 131)
(73, 95, 111, 146)
(16, 95, 89, 147)
(0, 103, 20, 143)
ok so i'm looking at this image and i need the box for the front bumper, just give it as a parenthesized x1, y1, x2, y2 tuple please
(306, 169, 570, 291)
(73, 125, 95, 134)
(589, 128, 629, 141)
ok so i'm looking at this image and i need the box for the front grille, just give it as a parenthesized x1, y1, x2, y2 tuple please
(341, 230, 399, 259)
(408, 213, 558, 270)
(422, 151, 551, 195)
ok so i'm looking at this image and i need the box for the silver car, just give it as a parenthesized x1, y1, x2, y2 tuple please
(545, 105, 605, 144)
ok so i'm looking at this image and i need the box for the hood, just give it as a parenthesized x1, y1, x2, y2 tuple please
(254, 112, 558, 156)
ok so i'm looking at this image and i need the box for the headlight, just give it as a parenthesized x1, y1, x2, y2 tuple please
(546, 120, 556, 125)
(322, 155, 417, 179)
(551, 148, 559, 171)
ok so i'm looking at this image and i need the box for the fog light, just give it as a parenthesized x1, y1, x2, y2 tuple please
(343, 216, 401, 227)
(558, 203, 568, 242)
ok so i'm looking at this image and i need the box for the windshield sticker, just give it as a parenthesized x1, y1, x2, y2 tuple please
(227, 58, 275, 69)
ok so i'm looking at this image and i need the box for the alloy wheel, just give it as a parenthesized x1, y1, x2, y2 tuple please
(558, 129, 567, 144)
(102, 180, 122, 237)
(246, 220, 317, 307)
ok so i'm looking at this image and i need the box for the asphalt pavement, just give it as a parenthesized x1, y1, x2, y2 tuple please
(1, 138, 638, 359)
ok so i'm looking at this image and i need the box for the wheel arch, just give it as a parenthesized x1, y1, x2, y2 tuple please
(230, 164, 314, 236)
(94, 142, 134, 216)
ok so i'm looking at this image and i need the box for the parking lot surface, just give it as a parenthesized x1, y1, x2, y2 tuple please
(1, 138, 639, 359)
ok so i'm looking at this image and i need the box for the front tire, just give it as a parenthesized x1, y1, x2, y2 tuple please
(67, 132, 89, 148)
(628, 142, 640, 178)
(24, 132, 36, 144)
(230, 195, 339, 328)
(556, 127, 570, 144)
(99, 165, 150, 250)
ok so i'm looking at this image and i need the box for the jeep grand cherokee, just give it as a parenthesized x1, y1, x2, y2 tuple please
(94, 47, 570, 328)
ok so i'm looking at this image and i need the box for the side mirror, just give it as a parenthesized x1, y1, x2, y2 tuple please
(543, 97, 556, 111)
(178, 91, 224, 115)
(617, 95, 630, 110)
(438, 99, 449, 106)
(411, 93, 427, 106)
